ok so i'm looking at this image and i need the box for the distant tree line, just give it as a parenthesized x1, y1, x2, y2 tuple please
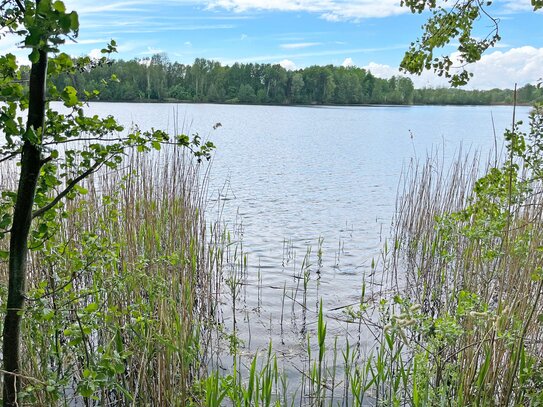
(48, 54, 542, 106)
(413, 85, 542, 105)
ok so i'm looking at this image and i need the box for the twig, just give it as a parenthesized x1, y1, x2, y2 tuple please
(14, 0, 25, 12)
(0, 150, 21, 164)
(0, 369, 46, 385)
(32, 160, 103, 219)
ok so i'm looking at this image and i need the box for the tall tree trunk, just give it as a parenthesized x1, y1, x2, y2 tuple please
(2, 47, 47, 407)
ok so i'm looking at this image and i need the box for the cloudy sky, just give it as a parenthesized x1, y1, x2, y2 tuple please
(2, 0, 543, 89)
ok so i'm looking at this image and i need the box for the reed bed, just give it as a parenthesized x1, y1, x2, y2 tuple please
(383, 106, 543, 405)
(1, 147, 222, 405)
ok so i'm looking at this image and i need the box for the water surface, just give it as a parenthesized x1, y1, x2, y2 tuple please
(73, 102, 530, 367)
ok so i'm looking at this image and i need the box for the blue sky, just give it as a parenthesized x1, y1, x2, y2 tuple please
(2, 0, 543, 88)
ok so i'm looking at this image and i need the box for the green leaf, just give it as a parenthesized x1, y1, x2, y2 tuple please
(0, 213, 11, 229)
(78, 382, 94, 398)
(0, 250, 9, 260)
(79, 186, 89, 195)
(29, 49, 40, 64)
(38, 223, 48, 234)
(61, 86, 79, 107)
(84, 302, 99, 313)
(69, 11, 79, 32)
(114, 362, 125, 374)
(23, 127, 40, 144)
(25, 28, 41, 47)
(53, 1, 66, 12)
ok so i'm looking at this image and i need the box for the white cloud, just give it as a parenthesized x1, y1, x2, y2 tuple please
(64, 0, 541, 20)
(240, 33, 248, 40)
(68, 38, 109, 45)
(140, 46, 164, 55)
(101, 24, 236, 34)
(363, 62, 402, 77)
(207, 0, 406, 20)
(0, 30, 28, 65)
(215, 44, 406, 65)
(499, 0, 540, 13)
(364, 46, 543, 89)
(64, 0, 149, 14)
(463, 46, 543, 89)
(279, 59, 297, 70)
(280, 42, 321, 49)
(184, 41, 193, 46)
(342, 57, 354, 67)
(88, 48, 103, 59)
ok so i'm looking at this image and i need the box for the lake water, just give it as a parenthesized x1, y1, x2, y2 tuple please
(67, 102, 531, 373)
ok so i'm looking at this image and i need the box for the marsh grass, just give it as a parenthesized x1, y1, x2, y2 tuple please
(380, 106, 543, 405)
(0, 147, 223, 405)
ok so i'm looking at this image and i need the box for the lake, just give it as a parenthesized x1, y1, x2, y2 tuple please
(69, 102, 531, 371)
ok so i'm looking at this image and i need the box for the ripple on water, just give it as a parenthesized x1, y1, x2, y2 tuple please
(63, 102, 532, 383)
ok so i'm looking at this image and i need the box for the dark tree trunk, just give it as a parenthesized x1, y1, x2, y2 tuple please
(2, 47, 47, 407)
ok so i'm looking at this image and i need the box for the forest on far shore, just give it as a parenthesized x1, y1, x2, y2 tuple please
(50, 55, 542, 106)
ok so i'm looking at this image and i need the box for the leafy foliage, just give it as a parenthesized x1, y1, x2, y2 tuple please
(0, 4, 214, 243)
(401, 0, 543, 86)
(42, 56, 543, 106)
(385, 102, 543, 405)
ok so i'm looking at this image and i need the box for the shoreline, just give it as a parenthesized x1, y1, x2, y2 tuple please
(80, 99, 533, 108)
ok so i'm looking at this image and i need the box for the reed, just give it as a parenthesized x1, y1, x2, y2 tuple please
(381, 105, 543, 405)
(0, 146, 221, 405)
(3, 104, 543, 406)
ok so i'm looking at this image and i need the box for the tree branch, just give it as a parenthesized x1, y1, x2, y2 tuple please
(14, 0, 25, 12)
(42, 136, 125, 146)
(0, 151, 21, 164)
(31, 160, 102, 219)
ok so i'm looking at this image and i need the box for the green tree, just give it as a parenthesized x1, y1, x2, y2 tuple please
(361, 71, 376, 102)
(147, 53, 168, 100)
(0, 2, 213, 405)
(289, 72, 305, 103)
(401, 0, 543, 86)
(44, 54, 543, 106)
(237, 83, 256, 103)
(397, 76, 415, 104)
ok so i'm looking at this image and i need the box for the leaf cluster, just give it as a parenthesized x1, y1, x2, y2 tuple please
(401, 0, 543, 86)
